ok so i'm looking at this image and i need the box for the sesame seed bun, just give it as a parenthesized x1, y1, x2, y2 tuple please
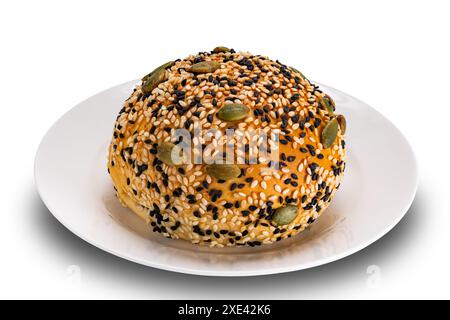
(107, 48, 346, 247)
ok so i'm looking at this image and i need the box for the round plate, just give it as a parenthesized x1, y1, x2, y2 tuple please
(34, 80, 418, 276)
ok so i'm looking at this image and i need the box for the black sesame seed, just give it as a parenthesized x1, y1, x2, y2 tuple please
(171, 221, 181, 231)
(309, 163, 318, 172)
(224, 202, 233, 209)
(136, 164, 148, 177)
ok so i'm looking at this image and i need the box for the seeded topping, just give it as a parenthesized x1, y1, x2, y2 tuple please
(157, 142, 183, 166)
(217, 103, 250, 122)
(107, 47, 346, 247)
(206, 164, 241, 180)
(189, 61, 221, 74)
(141, 67, 167, 95)
(272, 205, 299, 226)
(142, 61, 174, 82)
(321, 118, 339, 148)
(336, 114, 347, 134)
(212, 46, 230, 53)
(320, 94, 335, 114)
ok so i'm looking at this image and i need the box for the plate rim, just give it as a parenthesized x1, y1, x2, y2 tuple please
(34, 80, 419, 277)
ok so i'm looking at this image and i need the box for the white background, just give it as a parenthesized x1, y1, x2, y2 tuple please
(0, 0, 448, 299)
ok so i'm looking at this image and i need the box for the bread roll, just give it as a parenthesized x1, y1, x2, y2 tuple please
(107, 48, 346, 247)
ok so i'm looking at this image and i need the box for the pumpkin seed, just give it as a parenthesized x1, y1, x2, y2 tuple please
(157, 142, 183, 166)
(142, 61, 174, 82)
(272, 205, 298, 226)
(290, 66, 306, 78)
(320, 95, 335, 114)
(336, 114, 346, 134)
(217, 103, 250, 122)
(206, 164, 241, 180)
(326, 94, 335, 106)
(213, 46, 230, 53)
(190, 61, 220, 74)
(141, 67, 167, 95)
(321, 118, 339, 148)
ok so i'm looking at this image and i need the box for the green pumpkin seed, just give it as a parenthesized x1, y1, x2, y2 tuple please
(328, 94, 335, 106)
(157, 142, 183, 166)
(141, 67, 167, 95)
(142, 61, 174, 82)
(213, 46, 230, 53)
(320, 95, 335, 114)
(206, 164, 241, 180)
(272, 205, 298, 226)
(217, 103, 250, 122)
(321, 118, 339, 148)
(190, 61, 220, 74)
(336, 114, 346, 134)
(290, 66, 306, 79)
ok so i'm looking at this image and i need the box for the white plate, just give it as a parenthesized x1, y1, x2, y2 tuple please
(34, 80, 418, 276)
